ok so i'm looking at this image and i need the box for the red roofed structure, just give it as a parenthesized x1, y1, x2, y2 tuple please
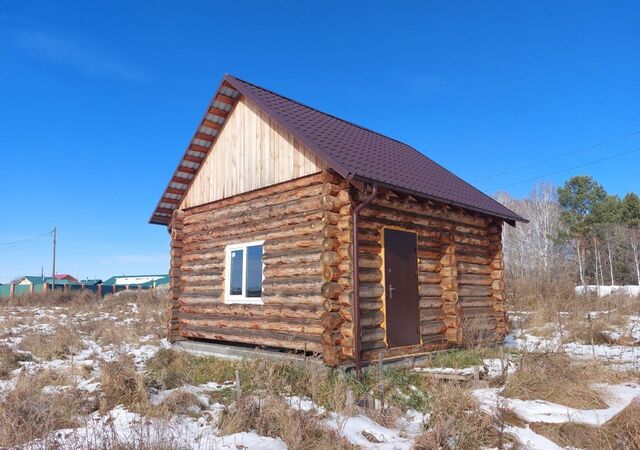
(151, 74, 524, 370)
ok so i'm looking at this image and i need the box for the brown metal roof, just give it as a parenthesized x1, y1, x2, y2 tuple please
(150, 74, 525, 225)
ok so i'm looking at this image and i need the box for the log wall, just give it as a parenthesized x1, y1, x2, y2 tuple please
(339, 190, 507, 363)
(168, 209, 184, 342)
(168, 169, 507, 366)
(175, 172, 328, 354)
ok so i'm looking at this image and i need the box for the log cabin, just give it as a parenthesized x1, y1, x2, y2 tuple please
(150, 74, 526, 370)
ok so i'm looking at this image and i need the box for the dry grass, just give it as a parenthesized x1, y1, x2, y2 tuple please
(145, 348, 237, 390)
(0, 370, 94, 447)
(530, 398, 640, 450)
(219, 395, 353, 449)
(508, 272, 640, 343)
(0, 344, 31, 378)
(503, 352, 609, 409)
(18, 326, 85, 360)
(415, 383, 514, 450)
(158, 390, 204, 417)
(99, 353, 149, 413)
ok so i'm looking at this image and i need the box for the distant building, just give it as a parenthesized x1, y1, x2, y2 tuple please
(53, 274, 78, 283)
(14, 276, 45, 285)
(102, 274, 169, 289)
(1, 273, 168, 299)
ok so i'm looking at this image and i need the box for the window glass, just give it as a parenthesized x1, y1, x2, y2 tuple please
(245, 245, 263, 298)
(229, 249, 243, 295)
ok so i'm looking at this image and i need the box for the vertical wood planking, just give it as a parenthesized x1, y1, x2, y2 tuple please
(182, 97, 327, 209)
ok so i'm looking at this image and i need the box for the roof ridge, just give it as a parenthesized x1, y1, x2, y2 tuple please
(226, 74, 415, 149)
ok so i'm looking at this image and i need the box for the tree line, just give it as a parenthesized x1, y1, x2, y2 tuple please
(497, 176, 640, 286)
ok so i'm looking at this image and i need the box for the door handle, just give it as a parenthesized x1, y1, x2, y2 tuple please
(389, 284, 396, 299)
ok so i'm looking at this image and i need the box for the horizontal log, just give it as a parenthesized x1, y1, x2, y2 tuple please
(180, 325, 322, 353)
(359, 269, 382, 283)
(263, 248, 322, 266)
(185, 174, 325, 221)
(421, 322, 447, 335)
(338, 254, 382, 272)
(263, 262, 320, 278)
(419, 284, 442, 297)
(458, 285, 493, 297)
(180, 315, 323, 335)
(360, 340, 449, 362)
(341, 325, 385, 343)
(421, 308, 445, 321)
(420, 296, 443, 308)
(362, 310, 384, 327)
(418, 259, 441, 273)
(180, 303, 323, 320)
(459, 296, 494, 307)
(185, 197, 323, 238)
(461, 317, 497, 331)
(457, 262, 491, 275)
(359, 299, 383, 310)
(419, 273, 441, 284)
(458, 274, 493, 286)
(455, 253, 492, 265)
(360, 283, 384, 299)
(461, 306, 501, 318)
(362, 196, 488, 229)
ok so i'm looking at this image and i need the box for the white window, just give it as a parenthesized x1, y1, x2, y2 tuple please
(224, 241, 264, 304)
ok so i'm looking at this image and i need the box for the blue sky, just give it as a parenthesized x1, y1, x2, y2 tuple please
(1, 1, 639, 282)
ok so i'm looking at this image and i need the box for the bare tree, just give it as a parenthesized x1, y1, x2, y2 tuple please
(497, 183, 563, 277)
(604, 231, 615, 285)
(630, 227, 640, 286)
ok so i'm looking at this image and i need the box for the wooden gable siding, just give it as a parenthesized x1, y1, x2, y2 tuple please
(319, 184, 507, 366)
(182, 96, 327, 209)
(175, 173, 333, 353)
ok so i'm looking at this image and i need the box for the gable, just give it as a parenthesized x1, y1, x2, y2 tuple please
(181, 96, 327, 209)
(151, 74, 524, 225)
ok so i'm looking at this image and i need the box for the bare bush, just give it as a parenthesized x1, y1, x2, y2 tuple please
(19, 326, 85, 360)
(0, 370, 93, 447)
(219, 395, 352, 449)
(415, 383, 511, 449)
(100, 354, 149, 413)
(502, 352, 613, 409)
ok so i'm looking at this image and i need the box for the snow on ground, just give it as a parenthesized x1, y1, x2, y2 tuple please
(32, 405, 287, 450)
(474, 383, 640, 426)
(2, 300, 639, 449)
(1, 303, 431, 449)
(323, 413, 413, 449)
(505, 329, 640, 370)
(575, 284, 640, 297)
(502, 424, 564, 450)
(287, 395, 421, 449)
(474, 383, 640, 449)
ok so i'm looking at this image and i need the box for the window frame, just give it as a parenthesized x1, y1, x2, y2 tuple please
(224, 240, 265, 304)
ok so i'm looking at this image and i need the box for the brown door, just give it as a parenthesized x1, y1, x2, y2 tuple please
(384, 229, 420, 347)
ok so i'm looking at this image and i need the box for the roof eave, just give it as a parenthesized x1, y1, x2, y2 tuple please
(149, 75, 236, 226)
(352, 175, 528, 224)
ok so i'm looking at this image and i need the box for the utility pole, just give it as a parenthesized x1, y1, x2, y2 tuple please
(51, 227, 56, 290)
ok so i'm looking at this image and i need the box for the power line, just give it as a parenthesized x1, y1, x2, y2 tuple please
(487, 146, 640, 192)
(0, 233, 50, 246)
(473, 129, 640, 183)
